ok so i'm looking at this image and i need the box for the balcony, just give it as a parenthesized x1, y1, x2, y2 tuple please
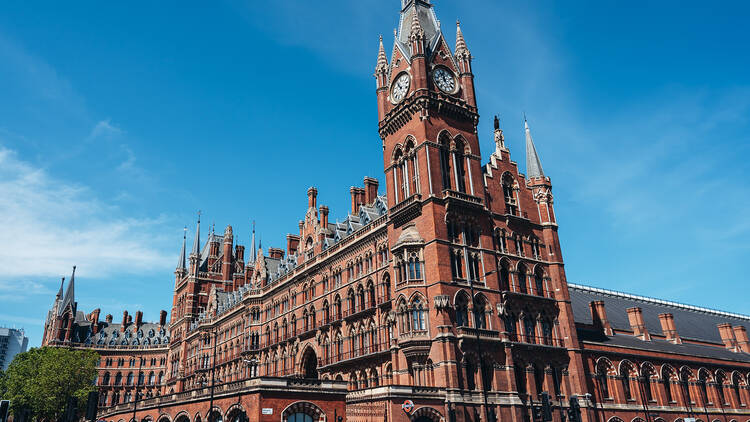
(444, 189, 483, 208)
(318, 342, 390, 368)
(507, 333, 565, 348)
(456, 326, 501, 340)
(389, 194, 422, 228)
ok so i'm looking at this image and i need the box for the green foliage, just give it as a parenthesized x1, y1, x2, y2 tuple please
(1, 347, 99, 421)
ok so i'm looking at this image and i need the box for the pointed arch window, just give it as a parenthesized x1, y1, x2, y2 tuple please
(454, 138, 467, 193)
(517, 266, 528, 294)
(439, 135, 452, 190)
(411, 298, 426, 331)
(455, 294, 469, 327)
(473, 297, 487, 329)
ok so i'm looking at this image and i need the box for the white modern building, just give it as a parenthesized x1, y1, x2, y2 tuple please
(0, 327, 28, 371)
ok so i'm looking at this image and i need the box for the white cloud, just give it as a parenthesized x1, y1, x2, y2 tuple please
(89, 119, 122, 140)
(0, 146, 173, 281)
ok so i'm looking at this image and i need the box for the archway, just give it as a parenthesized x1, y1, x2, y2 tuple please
(411, 407, 444, 422)
(300, 347, 318, 379)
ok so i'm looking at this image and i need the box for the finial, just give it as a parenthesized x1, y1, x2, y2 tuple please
(456, 20, 469, 55)
(376, 35, 389, 73)
(494, 115, 500, 130)
(183, 226, 187, 239)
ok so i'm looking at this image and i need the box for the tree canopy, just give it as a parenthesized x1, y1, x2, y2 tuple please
(1, 347, 99, 421)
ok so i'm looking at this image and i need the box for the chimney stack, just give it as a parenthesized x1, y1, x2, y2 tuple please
(106, 314, 113, 323)
(287, 234, 300, 256)
(91, 309, 101, 334)
(350, 187, 365, 214)
(235, 244, 245, 262)
(732, 326, 749, 353)
(627, 307, 651, 341)
(135, 310, 143, 329)
(121, 310, 129, 332)
(320, 206, 330, 229)
(658, 313, 681, 344)
(718, 323, 738, 351)
(159, 310, 168, 327)
(308, 187, 318, 209)
(590, 301, 613, 336)
(268, 247, 284, 260)
(364, 177, 379, 205)
(222, 225, 234, 281)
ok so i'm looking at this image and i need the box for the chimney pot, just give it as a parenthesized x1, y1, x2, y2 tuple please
(307, 187, 318, 209)
(658, 313, 681, 344)
(718, 323, 738, 351)
(135, 310, 143, 328)
(320, 206, 330, 229)
(733, 326, 749, 353)
(121, 311, 129, 332)
(159, 310, 168, 327)
(590, 300, 613, 336)
(106, 314, 113, 323)
(627, 307, 651, 341)
(364, 177, 379, 205)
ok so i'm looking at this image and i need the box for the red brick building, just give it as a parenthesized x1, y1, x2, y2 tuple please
(42, 2, 750, 422)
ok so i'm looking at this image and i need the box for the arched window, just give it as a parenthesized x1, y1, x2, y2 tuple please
(517, 266, 528, 294)
(523, 316, 535, 342)
(454, 138, 467, 193)
(731, 373, 744, 407)
(596, 360, 612, 399)
(412, 298, 426, 331)
(455, 294, 469, 327)
(439, 133, 452, 190)
(127, 372, 134, 385)
(662, 366, 676, 403)
(473, 296, 487, 329)
(503, 315, 517, 338)
(499, 264, 510, 291)
(102, 372, 110, 386)
(716, 372, 727, 405)
(502, 173, 517, 215)
(534, 269, 545, 296)
(621, 363, 634, 401)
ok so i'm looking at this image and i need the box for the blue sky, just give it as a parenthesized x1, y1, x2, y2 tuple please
(1, 1, 749, 346)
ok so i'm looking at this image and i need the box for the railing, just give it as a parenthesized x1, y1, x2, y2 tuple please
(444, 189, 483, 205)
(398, 330, 429, 341)
(499, 283, 555, 299)
(389, 193, 422, 215)
(456, 326, 500, 338)
(507, 333, 565, 347)
(318, 342, 390, 367)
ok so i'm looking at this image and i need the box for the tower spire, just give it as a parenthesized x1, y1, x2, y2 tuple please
(191, 211, 201, 256)
(375, 35, 388, 74)
(249, 221, 257, 264)
(177, 227, 187, 271)
(56, 277, 64, 299)
(455, 20, 470, 57)
(525, 117, 545, 179)
(59, 266, 76, 315)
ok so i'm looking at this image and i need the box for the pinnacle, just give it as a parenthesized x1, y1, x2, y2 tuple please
(376, 35, 388, 73)
(409, 7, 424, 40)
(456, 20, 469, 54)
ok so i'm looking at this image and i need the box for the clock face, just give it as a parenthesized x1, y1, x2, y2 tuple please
(433, 67, 456, 93)
(391, 73, 411, 103)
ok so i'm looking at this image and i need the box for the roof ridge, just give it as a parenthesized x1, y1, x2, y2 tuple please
(569, 283, 750, 322)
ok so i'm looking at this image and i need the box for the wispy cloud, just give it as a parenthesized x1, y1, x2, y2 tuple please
(0, 146, 174, 281)
(88, 119, 122, 140)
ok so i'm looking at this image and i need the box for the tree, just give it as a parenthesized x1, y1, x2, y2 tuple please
(1, 347, 99, 421)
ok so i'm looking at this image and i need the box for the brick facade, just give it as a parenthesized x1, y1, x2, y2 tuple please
(41, 2, 750, 422)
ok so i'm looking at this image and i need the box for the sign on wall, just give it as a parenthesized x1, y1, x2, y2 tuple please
(262, 409, 274, 415)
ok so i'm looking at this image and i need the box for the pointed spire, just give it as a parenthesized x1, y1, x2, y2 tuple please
(177, 227, 187, 271)
(56, 277, 64, 299)
(60, 266, 76, 315)
(375, 35, 388, 74)
(456, 20, 470, 56)
(191, 211, 201, 256)
(249, 221, 257, 264)
(525, 116, 545, 179)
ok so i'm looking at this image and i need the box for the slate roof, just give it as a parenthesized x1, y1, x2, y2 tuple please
(577, 330, 750, 363)
(396, 1, 442, 60)
(67, 320, 170, 348)
(570, 284, 750, 350)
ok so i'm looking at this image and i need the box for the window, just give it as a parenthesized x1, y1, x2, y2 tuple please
(502, 174, 517, 215)
(454, 138, 467, 193)
(517, 266, 528, 294)
(127, 372, 134, 385)
(412, 298, 426, 331)
(439, 135, 452, 190)
(456, 295, 469, 327)
(473, 298, 487, 329)
(287, 413, 314, 422)
(499, 265, 510, 291)
(523, 317, 535, 342)
(450, 249, 463, 279)
(534, 270, 545, 296)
